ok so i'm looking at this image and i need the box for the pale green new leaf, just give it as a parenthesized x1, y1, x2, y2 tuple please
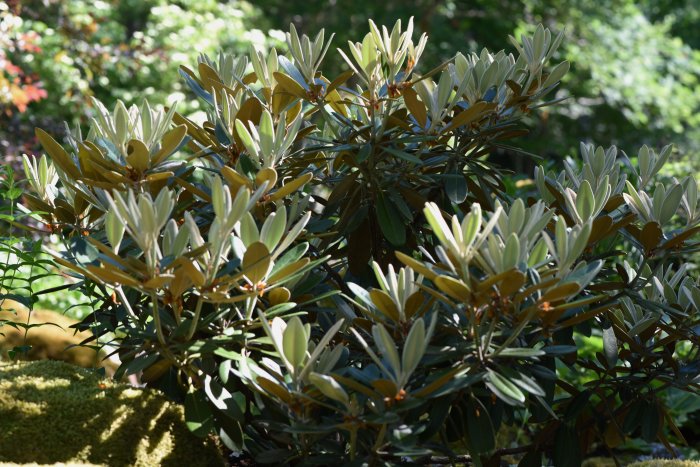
(283, 316, 309, 373)
(309, 372, 349, 405)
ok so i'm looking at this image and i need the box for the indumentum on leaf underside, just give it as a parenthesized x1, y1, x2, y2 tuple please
(18, 16, 700, 466)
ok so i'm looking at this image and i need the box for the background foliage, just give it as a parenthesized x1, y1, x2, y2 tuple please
(3, 0, 700, 167)
(255, 0, 700, 160)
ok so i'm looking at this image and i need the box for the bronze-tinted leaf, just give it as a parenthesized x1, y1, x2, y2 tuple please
(255, 167, 278, 190)
(235, 98, 264, 127)
(152, 125, 187, 166)
(434, 276, 471, 302)
(268, 258, 309, 284)
(395, 251, 437, 281)
(143, 275, 175, 289)
(257, 377, 292, 403)
(84, 141, 120, 171)
(221, 166, 253, 192)
(23, 194, 54, 218)
(333, 374, 380, 399)
(588, 215, 613, 245)
(54, 206, 76, 224)
(197, 62, 222, 86)
(76, 145, 101, 182)
(101, 170, 130, 185)
(403, 87, 427, 128)
(272, 86, 296, 116)
(371, 379, 398, 398)
(86, 265, 141, 288)
(405, 292, 426, 319)
(180, 259, 206, 288)
(268, 287, 291, 305)
(369, 289, 400, 322)
(273, 72, 307, 99)
(141, 358, 173, 383)
(170, 267, 194, 299)
(661, 226, 700, 250)
(243, 241, 272, 284)
(173, 111, 214, 146)
(540, 282, 580, 303)
(478, 269, 525, 293)
(85, 237, 132, 270)
(126, 139, 150, 172)
(505, 80, 522, 95)
(604, 194, 625, 211)
(640, 221, 663, 253)
(326, 70, 354, 95)
(626, 224, 642, 242)
(35, 128, 80, 179)
(269, 173, 313, 202)
(443, 102, 495, 132)
(175, 177, 211, 201)
(287, 101, 305, 124)
(146, 171, 174, 183)
(202, 77, 227, 97)
(498, 270, 526, 296)
(243, 71, 258, 85)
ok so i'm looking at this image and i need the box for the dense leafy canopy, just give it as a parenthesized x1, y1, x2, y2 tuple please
(2, 2, 700, 464)
(9, 17, 699, 465)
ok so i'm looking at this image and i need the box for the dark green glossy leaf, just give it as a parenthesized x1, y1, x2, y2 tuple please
(485, 369, 525, 405)
(443, 173, 468, 204)
(518, 450, 542, 467)
(184, 389, 215, 437)
(543, 345, 578, 355)
(356, 143, 371, 163)
(641, 401, 660, 442)
(623, 400, 644, 434)
(553, 423, 581, 467)
(465, 399, 495, 454)
(375, 192, 406, 246)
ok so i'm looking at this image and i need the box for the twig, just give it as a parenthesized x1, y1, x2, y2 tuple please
(308, 244, 353, 296)
(376, 444, 533, 465)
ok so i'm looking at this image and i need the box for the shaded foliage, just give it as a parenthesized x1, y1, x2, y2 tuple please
(22, 19, 700, 465)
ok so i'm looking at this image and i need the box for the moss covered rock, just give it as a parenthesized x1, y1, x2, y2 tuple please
(0, 301, 118, 375)
(628, 461, 700, 467)
(0, 360, 223, 466)
(585, 459, 700, 467)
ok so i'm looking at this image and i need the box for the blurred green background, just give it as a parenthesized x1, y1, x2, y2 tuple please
(3, 0, 700, 165)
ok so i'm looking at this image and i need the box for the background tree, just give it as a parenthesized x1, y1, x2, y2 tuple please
(254, 0, 700, 168)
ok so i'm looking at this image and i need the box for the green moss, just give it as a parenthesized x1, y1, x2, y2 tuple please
(0, 464, 102, 466)
(0, 360, 224, 467)
(583, 458, 700, 467)
(628, 460, 700, 467)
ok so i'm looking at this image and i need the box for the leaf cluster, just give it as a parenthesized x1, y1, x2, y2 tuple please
(22, 18, 700, 465)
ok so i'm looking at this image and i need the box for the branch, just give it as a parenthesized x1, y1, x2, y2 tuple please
(376, 445, 533, 464)
(308, 244, 353, 296)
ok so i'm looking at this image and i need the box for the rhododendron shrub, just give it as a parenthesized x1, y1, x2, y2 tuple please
(24, 19, 699, 465)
